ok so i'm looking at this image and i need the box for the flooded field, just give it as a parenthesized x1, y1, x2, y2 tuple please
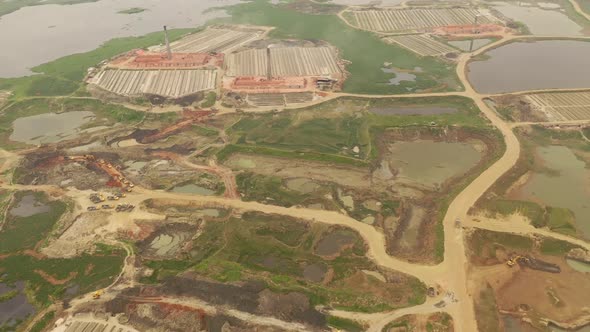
(492, 2, 584, 36)
(468, 41, 590, 94)
(382, 67, 416, 86)
(399, 205, 425, 249)
(566, 259, 590, 273)
(0, 0, 241, 77)
(387, 140, 482, 189)
(9, 194, 50, 217)
(370, 106, 457, 115)
(513, 146, 590, 238)
(171, 183, 215, 196)
(9, 111, 95, 145)
(0, 282, 35, 328)
(448, 39, 492, 51)
(142, 224, 196, 258)
(315, 230, 357, 257)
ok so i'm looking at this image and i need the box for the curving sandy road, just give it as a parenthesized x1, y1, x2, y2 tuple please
(4, 28, 590, 332)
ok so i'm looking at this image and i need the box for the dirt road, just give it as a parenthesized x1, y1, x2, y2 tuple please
(4, 28, 590, 332)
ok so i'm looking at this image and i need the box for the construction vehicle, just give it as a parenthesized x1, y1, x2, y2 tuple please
(101, 204, 114, 210)
(92, 290, 103, 299)
(507, 255, 529, 267)
(107, 196, 119, 201)
(87, 206, 98, 211)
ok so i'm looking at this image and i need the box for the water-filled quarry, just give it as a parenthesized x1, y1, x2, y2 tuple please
(9, 111, 95, 145)
(468, 40, 590, 94)
(512, 145, 590, 238)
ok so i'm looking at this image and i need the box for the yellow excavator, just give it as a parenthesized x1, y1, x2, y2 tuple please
(92, 290, 103, 300)
(506, 255, 529, 267)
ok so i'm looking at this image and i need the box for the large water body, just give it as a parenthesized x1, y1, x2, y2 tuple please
(0, 0, 241, 77)
(515, 145, 590, 239)
(492, 2, 584, 36)
(468, 40, 590, 94)
(10, 111, 95, 145)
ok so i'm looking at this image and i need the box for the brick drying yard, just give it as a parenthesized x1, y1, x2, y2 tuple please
(160, 27, 266, 54)
(526, 91, 590, 121)
(225, 46, 342, 78)
(384, 34, 458, 56)
(344, 7, 496, 33)
(91, 69, 217, 98)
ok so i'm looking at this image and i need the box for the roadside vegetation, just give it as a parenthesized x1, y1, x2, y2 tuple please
(224, 0, 461, 94)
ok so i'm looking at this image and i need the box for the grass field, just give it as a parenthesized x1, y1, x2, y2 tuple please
(220, 96, 489, 166)
(0, 251, 124, 306)
(142, 211, 426, 312)
(0, 192, 66, 254)
(224, 0, 461, 94)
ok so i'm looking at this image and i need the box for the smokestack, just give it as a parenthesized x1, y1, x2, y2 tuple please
(164, 25, 172, 60)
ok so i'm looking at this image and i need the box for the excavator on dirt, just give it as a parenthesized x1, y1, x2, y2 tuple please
(92, 290, 103, 299)
(506, 255, 529, 267)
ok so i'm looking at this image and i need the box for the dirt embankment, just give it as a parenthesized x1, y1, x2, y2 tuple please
(106, 275, 326, 329)
(376, 126, 504, 263)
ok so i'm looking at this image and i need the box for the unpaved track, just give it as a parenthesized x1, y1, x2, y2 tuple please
(4, 31, 590, 332)
(569, 0, 590, 21)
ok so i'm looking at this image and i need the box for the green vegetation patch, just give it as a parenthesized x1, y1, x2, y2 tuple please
(200, 91, 217, 108)
(539, 238, 580, 256)
(0, 192, 66, 254)
(29, 311, 55, 332)
(220, 96, 488, 167)
(475, 284, 501, 332)
(225, 0, 461, 94)
(0, 252, 124, 306)
(236, 172, 306, 207)
(142, 211, 425, 312)
(469, 229, 533, 262)
(327, 316, 365, 332)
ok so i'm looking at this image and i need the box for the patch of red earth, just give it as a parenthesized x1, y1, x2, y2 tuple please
(123, 223, 156, 241)
(23, 249, 46, 260)
(34, 156, 65, 169)
(34, 270, 77, 285)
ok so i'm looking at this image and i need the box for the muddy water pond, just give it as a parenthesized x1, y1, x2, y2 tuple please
(9, 194, 50, 217)
(315, 230, 357, 257)
(399, 205, 425, 249)
(10, 111, 95, 145)
(468, 41, 590, 94)
(0, 0, 241, 77)
(388, 140, 482, 189)
(171, 183, 215, 196)
(513, 146, 590, 238)
(303, 263, 328, 283)
(492, 2, 584, 36)
(448, 39, 492, 51)
(370, 106, 457, 116)
(285, 178, 320, 194)
(0, 282, 35, 328)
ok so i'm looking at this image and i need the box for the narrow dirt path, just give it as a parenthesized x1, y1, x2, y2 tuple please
(569, 0, 590, 21)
